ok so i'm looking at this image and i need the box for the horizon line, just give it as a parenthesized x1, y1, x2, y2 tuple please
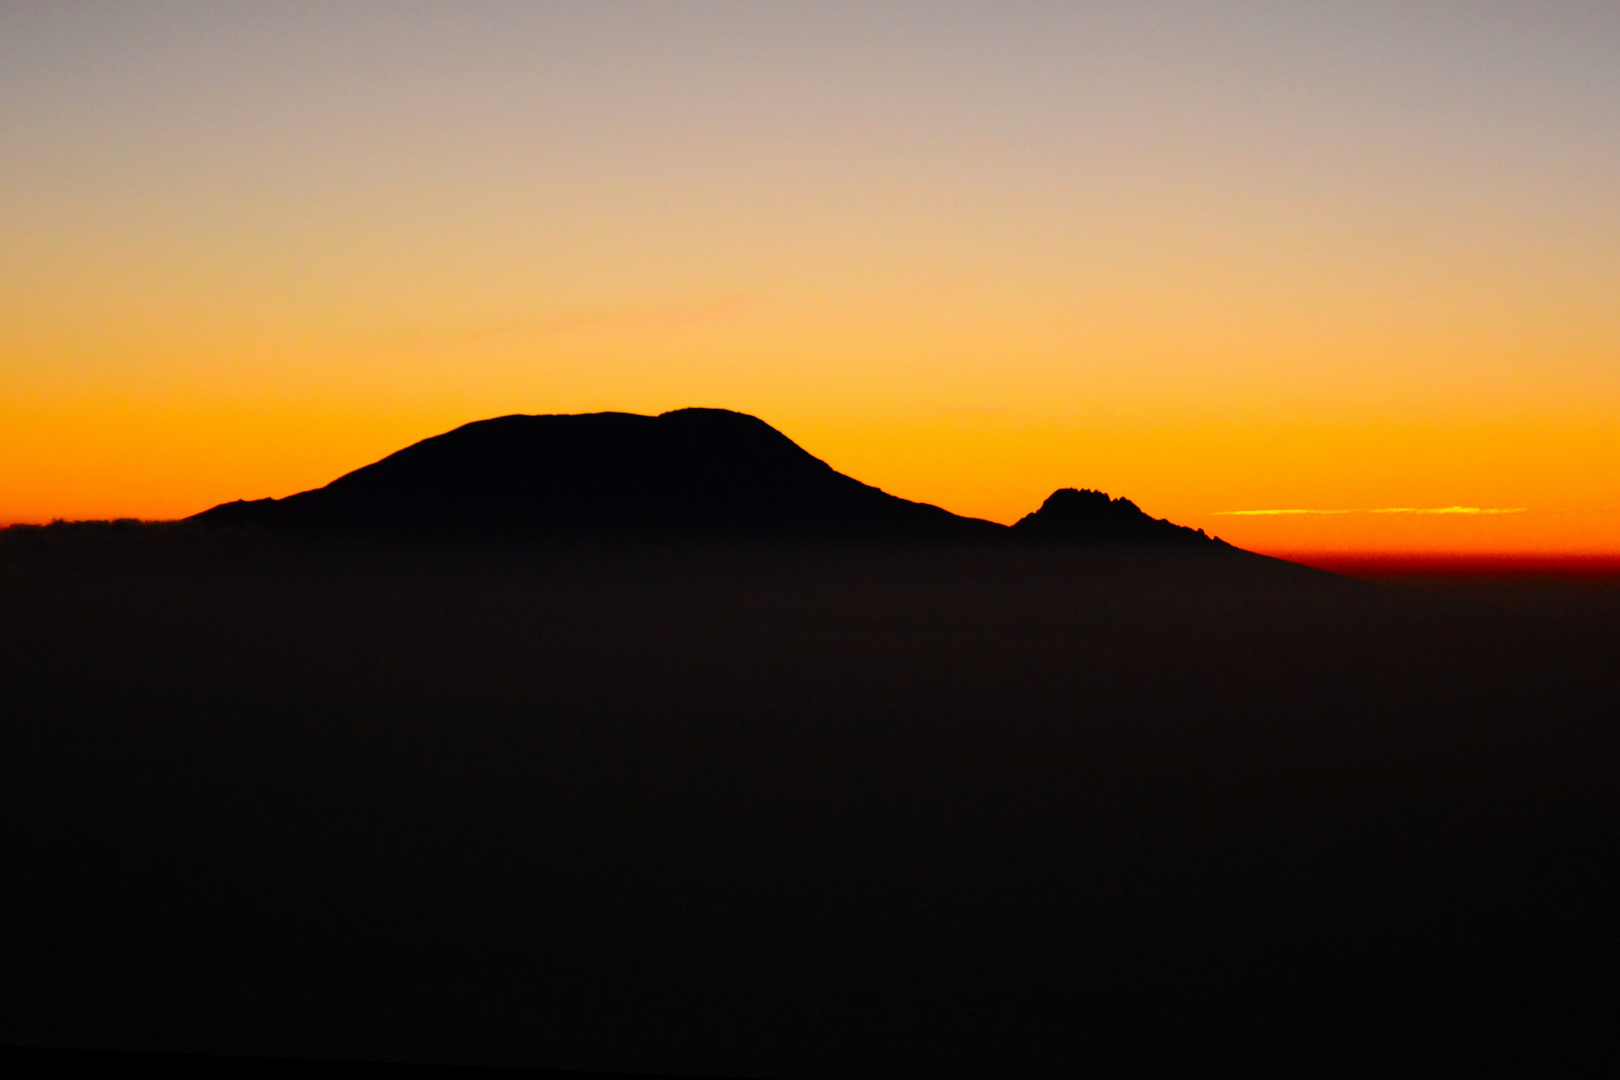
(1215, 506, 1529, 517)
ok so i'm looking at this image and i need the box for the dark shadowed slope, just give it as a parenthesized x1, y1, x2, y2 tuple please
(193, 408, 1004, 541)
(1012, 486, 1218, 545)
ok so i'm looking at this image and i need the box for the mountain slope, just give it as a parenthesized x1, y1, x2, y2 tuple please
(192, 408, 1005, 540)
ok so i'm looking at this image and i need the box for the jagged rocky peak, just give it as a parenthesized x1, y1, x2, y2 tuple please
(1011, 487, 1217, 545)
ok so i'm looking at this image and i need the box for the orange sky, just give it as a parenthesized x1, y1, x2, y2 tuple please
(3, 3, 1618, 553)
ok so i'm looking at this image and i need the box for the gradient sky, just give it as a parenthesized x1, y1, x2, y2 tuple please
(4, 2, 1618, 552)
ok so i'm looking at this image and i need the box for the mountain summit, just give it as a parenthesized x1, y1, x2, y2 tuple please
(1011, 488, 1214, 545)
(193, 408, 1004, 540)
(193, 408, 1223, 545)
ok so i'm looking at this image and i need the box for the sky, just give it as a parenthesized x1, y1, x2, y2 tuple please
(3, 1, 1618, 553)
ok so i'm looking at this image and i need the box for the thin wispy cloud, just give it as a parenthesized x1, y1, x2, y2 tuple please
(1214, 507, 1528, 516)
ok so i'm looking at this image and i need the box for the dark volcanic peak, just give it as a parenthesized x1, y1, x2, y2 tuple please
(1011, 487, 1217, 545)
(193, 408, 1004, 541)
(193, 409, 1224, 546)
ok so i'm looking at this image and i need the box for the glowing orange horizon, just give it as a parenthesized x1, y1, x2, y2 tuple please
(1272, 552, 1620, 578)
(3, 403, 1615, 558)
(3, 8, 1618, 554)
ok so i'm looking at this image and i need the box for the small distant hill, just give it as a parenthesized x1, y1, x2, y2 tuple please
(1011, 488, 1218, 546)
(192, 408, 1224, 546)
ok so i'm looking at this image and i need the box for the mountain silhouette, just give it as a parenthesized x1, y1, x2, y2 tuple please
(1011, 487, 1217, 545)
(193, 408, 1004, 540)
(193, 408, 1222, 545)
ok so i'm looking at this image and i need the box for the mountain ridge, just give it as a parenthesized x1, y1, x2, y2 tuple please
(193, 407, 1222, 546)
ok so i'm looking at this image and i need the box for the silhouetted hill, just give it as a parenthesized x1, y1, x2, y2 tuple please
(1012, 487, 1218, 545)
(191, 408, 1226, 546)
(193, 408, 1004, 541)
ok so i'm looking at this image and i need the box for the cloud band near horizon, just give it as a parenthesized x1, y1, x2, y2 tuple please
(1215, 507, 1529, 516)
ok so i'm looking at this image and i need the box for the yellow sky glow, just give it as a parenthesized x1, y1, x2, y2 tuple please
(3, 4, 1617, 554)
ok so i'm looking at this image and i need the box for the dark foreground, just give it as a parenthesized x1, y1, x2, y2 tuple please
(2, 526, 1619, 1076)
